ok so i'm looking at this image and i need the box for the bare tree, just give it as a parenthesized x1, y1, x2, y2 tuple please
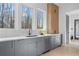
(1, 3, 4, 28)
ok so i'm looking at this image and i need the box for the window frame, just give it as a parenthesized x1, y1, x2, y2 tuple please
(36, 8, 45, 29)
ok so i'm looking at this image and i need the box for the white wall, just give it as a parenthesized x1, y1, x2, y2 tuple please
(56, 3, 79, 45)
(0, 3, 47, 38)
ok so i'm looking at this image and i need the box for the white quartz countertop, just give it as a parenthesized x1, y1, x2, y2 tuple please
(0, 34, 60, 42)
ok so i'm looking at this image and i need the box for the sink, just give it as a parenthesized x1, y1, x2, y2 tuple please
(26, 35, 38, 37)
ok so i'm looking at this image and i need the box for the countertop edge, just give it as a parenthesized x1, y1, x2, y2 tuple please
(0, 34, 60, 42)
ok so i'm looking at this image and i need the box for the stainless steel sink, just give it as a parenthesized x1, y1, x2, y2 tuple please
(26, 35, 38, 37)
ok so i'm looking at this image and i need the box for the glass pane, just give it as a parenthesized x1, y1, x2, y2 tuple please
(37, 10, 43, 29)
(0, 3, 15, 28)
(0, 4, 2, 28)
(21, 5, 32, 29)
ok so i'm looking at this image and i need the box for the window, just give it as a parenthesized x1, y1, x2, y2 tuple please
(0, 3, 15, 28)
(21, 5, 32, 29)
(36, 9, 43, 29)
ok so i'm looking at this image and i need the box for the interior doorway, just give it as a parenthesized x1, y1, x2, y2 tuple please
(66, 15, 69, 44)
(74, 19, 79, 39)
(69, 19, 79, 48)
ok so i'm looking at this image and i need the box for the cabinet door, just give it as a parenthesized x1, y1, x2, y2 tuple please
(27, 38, 37, 56)
(50, 36, 61, 50)
(47, 4, 59, 34)
(36, 37, 45, 55)
(44, 36, 51, 51)
(14, 39, 29, 56)
(15, 39, 37, 56)
(54, 36, 61, 47)
(49, 37, 55, 50)
(0, 41, 14, 56)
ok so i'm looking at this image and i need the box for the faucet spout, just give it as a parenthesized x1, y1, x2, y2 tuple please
(28, 29, 31, 35)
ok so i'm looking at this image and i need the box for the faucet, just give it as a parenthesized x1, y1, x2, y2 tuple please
(28, 29, 31, 36)
(27, 29, 37, 37)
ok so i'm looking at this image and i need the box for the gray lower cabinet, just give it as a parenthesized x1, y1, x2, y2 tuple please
(36, 37, 46, 55)
(54, 36, 61, 48)
(14, 39, 29, 56)
(44, 36, 51, 51)
(27, 38, 37, 56)
(0, 35, 61, 56)
(14, 39, 37, 56)
(0, 41, 14, 56)
(50, 36, 61, 49)
(49, 37, 55, 50)
(14, 36, 61, 56)
(14, 37, 46, 56)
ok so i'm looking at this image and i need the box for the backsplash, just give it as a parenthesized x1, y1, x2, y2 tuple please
(0, 29, 39, 38)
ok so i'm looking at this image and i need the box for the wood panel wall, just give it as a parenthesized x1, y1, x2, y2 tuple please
(47, 3, 59, 34)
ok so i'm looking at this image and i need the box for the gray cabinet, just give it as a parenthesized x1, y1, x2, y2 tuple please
(14, 39, 37, 56)
(49, 37, 55, 50)
(14, 39, 29, 56)
(44, 36, 51, 51)
(0, 35, 61, 56)
(14, 37, 51, 56)
(27, 38, 37, 56)
(0, 41, 14, 56)
(50, 36, 61, 49)
(54, 36, 61, 48)
(36, 37, 45, 55)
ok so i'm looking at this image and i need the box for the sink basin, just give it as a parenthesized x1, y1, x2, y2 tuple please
(26, 35, 38, 37)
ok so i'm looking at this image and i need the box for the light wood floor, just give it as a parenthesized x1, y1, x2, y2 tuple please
(41, 46, 79, 56)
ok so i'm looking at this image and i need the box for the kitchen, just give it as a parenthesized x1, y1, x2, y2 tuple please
(0, 3, 61, 56)
(1, 3, 79, 56)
